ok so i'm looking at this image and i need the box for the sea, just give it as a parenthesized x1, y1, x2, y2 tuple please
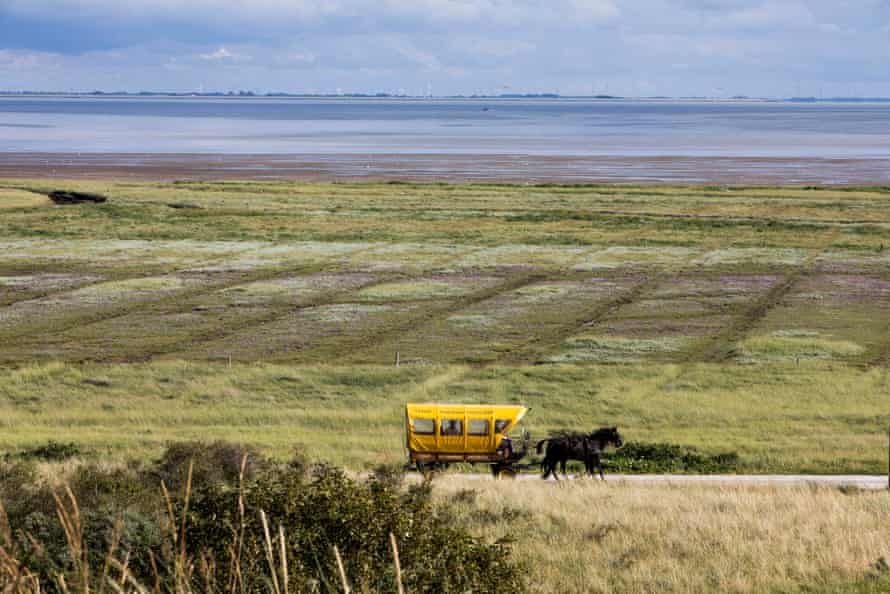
(1, 97, 889, 183)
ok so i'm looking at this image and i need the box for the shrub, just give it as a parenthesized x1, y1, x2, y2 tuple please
(0, 442, 525, 593)
(18, 441, 82, 461)
(605, 441, 740, 473)
(145, 440, 268, 492)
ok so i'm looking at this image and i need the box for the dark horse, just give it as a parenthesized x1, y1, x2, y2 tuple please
(536, 427, 623, 480)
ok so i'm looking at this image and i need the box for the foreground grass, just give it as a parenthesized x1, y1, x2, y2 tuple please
(437, 478, 890, 594)
(7, 451, 890, 594)
(1, 360, 888, 473)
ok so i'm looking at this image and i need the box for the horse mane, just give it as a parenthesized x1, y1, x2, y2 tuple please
(589, 426, 617, 440)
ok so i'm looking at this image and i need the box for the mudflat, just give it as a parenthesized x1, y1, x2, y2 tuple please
(4, 151, 890, 184)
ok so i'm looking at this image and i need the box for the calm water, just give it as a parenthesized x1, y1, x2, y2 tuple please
(1, 97, 889, 158)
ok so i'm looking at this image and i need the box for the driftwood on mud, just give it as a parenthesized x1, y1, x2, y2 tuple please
(48, 190, 107, 204)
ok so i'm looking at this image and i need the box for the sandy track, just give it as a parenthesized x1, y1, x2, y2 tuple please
(435, 473, 889, 489)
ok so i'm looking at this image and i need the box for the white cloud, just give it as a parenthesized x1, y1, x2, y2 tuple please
(569, 0, 620, 22)
(459, 38, 537, 59)
(0, 49, 55, 70)
(2, 0, 890, 96)
(286, 52, 316, 64)
(382, 38, 442, 70)
(717, 3, 815, 29)
(200, 47, 238, 60)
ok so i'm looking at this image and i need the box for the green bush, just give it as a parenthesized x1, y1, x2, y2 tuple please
(18, 440, 82, 461)
(605, 441, 740, 473)
(145, 440, 268, 492)
(0, 442, 525, 593)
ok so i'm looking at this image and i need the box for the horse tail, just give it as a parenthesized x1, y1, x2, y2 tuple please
(536, 439, 548, 455)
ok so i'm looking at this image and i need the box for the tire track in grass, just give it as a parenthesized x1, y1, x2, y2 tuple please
(499, 232, 832, 366)
(494, 239, 706, 366)
(523, 206, 890, 231)
(0, 274, 126, 308)
(688, 230, 841, 363)
(305, 271, 550, 365)
(0, 241, 258, 309)
(497, 273, 666, 366)
(0, 243, 381, 348)
(144, 242, 497, 360)
(395, 366, 470, 403)
(135, 273, 403, 362)
(865, 345, 890, 368)
(0, 241, 263, 308)
(862, 321, 890, 368)
(688, 274, 805, 362)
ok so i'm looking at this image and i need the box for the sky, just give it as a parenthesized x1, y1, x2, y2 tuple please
(0, 0, 888, 97)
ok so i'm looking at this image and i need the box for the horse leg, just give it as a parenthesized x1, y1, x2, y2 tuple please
(595, 454, 605, 481)
(547, 461, 558, 481)
(541, 456, 553, 480)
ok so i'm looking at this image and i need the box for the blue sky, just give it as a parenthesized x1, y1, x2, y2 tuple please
(0, 0, 888, 96)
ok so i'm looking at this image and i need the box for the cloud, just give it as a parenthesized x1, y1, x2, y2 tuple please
(0, 49, 47, 69)
(199, 47, 244, 61)
(0, 0, 889, 96)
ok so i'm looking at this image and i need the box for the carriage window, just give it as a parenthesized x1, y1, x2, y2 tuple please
(440, 419, 463, 436)
(494, 419, 512, 433)
(412, 418, 435, 435)
(468, 419, 490, 436)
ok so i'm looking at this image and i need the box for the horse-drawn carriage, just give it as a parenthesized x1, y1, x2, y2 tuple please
(405, 403, 530, 478)
(405, 402, 624, 479)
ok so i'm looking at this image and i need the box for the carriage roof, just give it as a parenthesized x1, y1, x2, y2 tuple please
(405, 403, 528, 425)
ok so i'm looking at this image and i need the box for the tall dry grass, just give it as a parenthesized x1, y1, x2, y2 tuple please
(438, 478, 890, 593)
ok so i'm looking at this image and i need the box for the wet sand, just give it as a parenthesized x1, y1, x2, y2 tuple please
(2, 152, 890, 185)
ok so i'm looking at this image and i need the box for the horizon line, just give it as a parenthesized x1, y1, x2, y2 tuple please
(2, 91, 890, 102)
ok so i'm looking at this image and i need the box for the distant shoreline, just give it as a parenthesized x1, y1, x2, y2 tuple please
(3, 93, 890, 103)
(3, 152, 890, 185)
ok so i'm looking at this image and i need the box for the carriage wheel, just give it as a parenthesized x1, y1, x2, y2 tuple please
(416, 461, 434, 480)
(417, 461, 447, 480)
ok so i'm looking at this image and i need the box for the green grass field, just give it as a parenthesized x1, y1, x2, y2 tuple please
(1, 179, 889, 471)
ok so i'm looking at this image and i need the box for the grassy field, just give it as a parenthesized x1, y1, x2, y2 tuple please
(439, 478, 890, 594)
(1, 361, 888, 472)
(1, 179, 889, 471)
(3, 179, 890, 593)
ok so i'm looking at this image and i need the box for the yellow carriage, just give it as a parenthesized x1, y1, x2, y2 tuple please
(405, 403, 529, 477)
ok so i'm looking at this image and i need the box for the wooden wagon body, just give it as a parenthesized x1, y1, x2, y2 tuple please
(405, 403, 529, 475)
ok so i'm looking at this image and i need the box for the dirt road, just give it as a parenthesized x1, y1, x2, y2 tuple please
(440, 474, 889, 489)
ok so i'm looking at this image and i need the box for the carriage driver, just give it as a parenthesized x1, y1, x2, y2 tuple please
(497, 435, 514, 459)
